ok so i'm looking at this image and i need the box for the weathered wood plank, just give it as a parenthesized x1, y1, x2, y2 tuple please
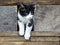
(0, 37, 59, 42)
(0, 0, 60, 5)
(0, 0, 17, 5)
(0, 31, 59, 42)
(0, 42, 59, 45)
(0, 31, 60, 37)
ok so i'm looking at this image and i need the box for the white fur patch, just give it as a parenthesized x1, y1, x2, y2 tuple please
(24, 23, 33, 40)
(18, 12, 33, 24)
(26, 12, 33, 19)
(18, 20, 24, 36)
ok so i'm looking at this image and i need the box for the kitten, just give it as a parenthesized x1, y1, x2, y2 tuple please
(17, 3, 35, 40)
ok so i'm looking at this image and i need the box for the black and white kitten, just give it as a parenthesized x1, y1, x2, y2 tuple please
(17, 3, 35, 40)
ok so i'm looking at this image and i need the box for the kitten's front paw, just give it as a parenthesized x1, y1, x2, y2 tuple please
(19, 31, 24, 36)
(24, 34, 30, 40)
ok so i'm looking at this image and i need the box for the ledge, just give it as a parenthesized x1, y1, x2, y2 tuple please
(0, 42, 59, 45)
(0, 31, 60, 37)
(0, 31, 60, 42)
(0, 0, 60, 5)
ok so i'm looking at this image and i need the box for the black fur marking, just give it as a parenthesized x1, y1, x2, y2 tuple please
(24, 24, 26, 30)
(17, 23, 19, 31)
(31, 24, 34, 31)
(28, 19, 33, 27)
(17, 17, 19, 20)
(28, 19, 34, 31)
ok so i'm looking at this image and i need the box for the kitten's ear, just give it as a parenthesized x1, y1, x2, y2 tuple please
(33, 4, 36, 8)
(31, 4, 36, 8)
(17, 2, 24, 9)
(32, 4, 36, 10)
(20, 3, 24, 7)
(17, 2, 20, 9)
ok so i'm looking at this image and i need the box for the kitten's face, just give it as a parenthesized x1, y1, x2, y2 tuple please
(17, 3, 35, 16)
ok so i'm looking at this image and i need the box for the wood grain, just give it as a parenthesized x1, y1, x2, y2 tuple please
(0, 0, 60, 5)
(0, 31, 60, 37)
(0, 37, 59, 42)
(0, 31, 59, 42)
(0, 42, 59, 45)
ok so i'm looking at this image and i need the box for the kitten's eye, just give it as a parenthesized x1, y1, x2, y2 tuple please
(21, 8, 25, 11)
